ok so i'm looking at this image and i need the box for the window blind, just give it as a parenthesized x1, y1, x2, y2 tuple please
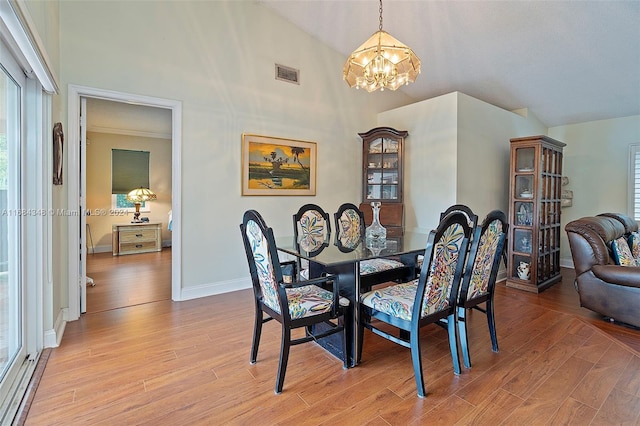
(632, 145, 640, 221)
(111, 149, 150, 194)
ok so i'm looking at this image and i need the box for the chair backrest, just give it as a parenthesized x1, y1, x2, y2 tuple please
(439, 204, 478, 229)
(598, 212, 639, 234)
(293, 204, 331, 256)
(460, 210, 509, 303)
(334, 203, 365, 251)
(415, 210, 473, 320)
(240, 210, 284, 315)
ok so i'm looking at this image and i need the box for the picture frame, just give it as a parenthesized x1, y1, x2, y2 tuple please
(242, 133, 316, 196)
(53, 122, 63, 185)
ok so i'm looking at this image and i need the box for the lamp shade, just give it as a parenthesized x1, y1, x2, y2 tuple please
(343, 30, 421, 92)
(126, 187, 157, 203)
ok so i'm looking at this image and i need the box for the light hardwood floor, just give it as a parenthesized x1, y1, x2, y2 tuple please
(24, 253, 640, 425)
(85, 249, 171, 313)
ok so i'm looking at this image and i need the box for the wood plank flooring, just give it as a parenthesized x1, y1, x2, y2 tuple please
(25, 259, 640, 425)
(85, 249, 171, 313)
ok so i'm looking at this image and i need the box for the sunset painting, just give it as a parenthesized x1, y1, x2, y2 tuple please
(242, 134, 316, 196)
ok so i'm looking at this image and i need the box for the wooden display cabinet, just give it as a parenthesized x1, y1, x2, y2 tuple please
(360, 127, 406, 204)
(506, 135, 565, 293)
(359, 127, 407, 236)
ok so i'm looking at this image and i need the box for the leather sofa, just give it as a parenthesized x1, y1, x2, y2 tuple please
(565, 214, 640, 328)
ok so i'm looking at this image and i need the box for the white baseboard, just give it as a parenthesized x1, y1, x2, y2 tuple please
(91, 245, 112, 254)
(178, 277, 251, 301)
(560, 257, 574, 269)
(44, 308, 67, 348)
(91, 242, 172, 253)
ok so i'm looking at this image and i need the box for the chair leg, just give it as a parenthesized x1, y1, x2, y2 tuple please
(487, 298, 499, 352)
(250, 306, 263, 364)
(409, 330, 426, 398)
(457, 306, 471, 369)
(447, 313, 461, 375)
(275, 326, 291, 394)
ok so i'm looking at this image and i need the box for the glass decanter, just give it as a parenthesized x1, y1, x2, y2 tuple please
(365, 202, 387, 246)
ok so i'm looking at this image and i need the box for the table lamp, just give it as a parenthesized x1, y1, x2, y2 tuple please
(126, 187, 157, 223)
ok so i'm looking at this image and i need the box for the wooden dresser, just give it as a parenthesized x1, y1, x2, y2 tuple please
(112, 222, 162, 256)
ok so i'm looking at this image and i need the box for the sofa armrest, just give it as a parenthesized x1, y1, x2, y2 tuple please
(591, 264, 640, 288)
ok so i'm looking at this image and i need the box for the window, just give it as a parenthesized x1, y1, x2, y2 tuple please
(630, 144, 640, 221)
(111, 149, 150, 193)
(1, 0, 57, 421)
(111, 149, 151, 211)
(0, 55, 24, 417)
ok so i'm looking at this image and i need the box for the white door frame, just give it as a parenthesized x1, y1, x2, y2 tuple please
(66, 84, 182, 320)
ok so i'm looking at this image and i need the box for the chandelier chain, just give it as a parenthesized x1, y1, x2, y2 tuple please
(379, 0, 383, 31)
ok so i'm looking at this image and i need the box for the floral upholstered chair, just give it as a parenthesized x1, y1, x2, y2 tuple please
(240, 210, 348, 394)
(334, 203, 412, 289)
(358, 209, 473, 398)
(456, 210, 508, 368)
(293, 204, 332, 280)
(414, 204, 479, 275)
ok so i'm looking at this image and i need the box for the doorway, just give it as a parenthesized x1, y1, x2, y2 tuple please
(67, 85, 182, 320)
(85, 98, 172, 312)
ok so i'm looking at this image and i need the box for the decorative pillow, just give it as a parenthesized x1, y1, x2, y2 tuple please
(628, 231, 640, 260)
(611, 237, 638, 266)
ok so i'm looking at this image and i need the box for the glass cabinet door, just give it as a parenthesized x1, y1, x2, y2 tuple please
(360, 128, 406, 203)
(366, 137, 399, 201)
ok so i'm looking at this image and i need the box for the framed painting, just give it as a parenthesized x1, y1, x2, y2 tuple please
(242, 133, 316, 196)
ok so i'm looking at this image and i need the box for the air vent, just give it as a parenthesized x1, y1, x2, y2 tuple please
(275, 64, 300, 85)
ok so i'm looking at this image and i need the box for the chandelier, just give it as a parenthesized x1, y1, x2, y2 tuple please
(343, 0, 421, 92)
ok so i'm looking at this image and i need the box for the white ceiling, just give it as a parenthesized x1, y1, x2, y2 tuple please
(259, 0, 640, 127)
(86, 98, 172, 139)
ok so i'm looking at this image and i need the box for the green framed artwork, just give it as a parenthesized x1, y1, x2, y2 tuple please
(241, 133, 317, 196)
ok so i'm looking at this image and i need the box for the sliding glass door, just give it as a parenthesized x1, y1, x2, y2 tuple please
(0, 40, 25, 413)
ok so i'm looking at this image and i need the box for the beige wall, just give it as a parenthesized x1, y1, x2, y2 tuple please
(549, 115, 640, 264)
(456, 93, 548, 217)
(85, 132, 172, 251)
(377, 93, 459, 232)
(378, 92, 547, 231)
(20, 0, 63, 339)
(56, 0, 411, 299)
(18, 0, 640, 330)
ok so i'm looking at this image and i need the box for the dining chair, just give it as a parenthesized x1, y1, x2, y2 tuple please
(358, 209, 473, 397)
(415, 204, 478, 275)
(457, 209, 508, 368)
(440, 204, 479, 228)
(334, 202, 412, 289)
(240, 209, 348, 394)
(293, 204, 332, 280)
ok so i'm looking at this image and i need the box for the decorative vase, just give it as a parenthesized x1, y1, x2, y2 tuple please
(366, 202, 387, 246)
(517, 261, 531, 280)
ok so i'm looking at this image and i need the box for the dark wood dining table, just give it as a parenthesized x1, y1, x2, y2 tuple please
(276, 231, 430, 367)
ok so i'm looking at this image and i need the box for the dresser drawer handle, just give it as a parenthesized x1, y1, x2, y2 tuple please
(135, 233, 143, 238)
(135, 244, 143, 248)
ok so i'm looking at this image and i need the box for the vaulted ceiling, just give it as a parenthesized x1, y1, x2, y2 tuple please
(260, 0, 640, 127)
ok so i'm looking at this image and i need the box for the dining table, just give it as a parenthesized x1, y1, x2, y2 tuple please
(276, 231, 430, 367)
